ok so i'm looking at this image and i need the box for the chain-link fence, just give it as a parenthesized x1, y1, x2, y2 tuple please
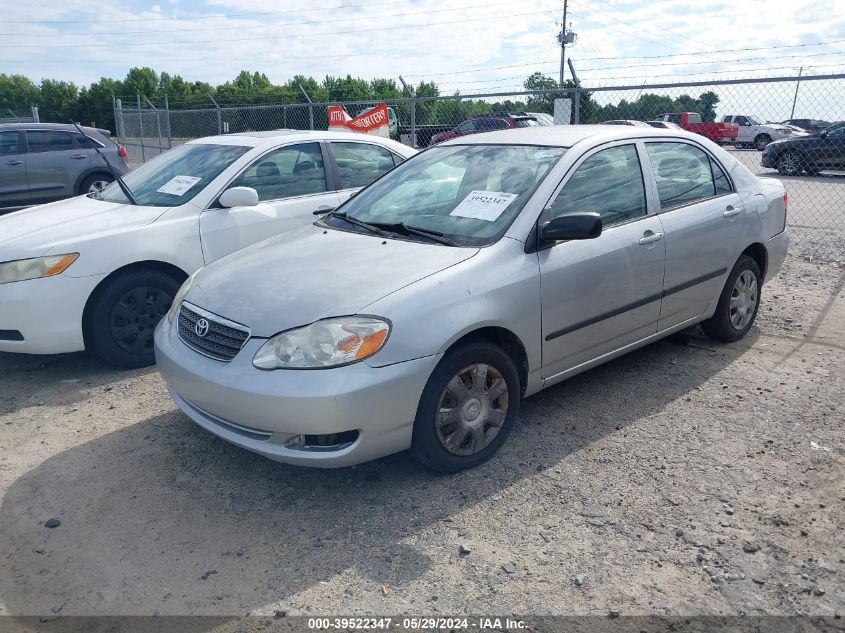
(114, 74, 844, 261)
(0, 107, 39, 124)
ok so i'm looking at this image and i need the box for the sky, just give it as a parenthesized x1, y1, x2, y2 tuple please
(2, 0, 845, 118)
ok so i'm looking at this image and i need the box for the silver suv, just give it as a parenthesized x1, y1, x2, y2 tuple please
(0, 123, 128, 209)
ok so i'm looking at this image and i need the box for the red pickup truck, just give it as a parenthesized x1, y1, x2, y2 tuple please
(655, 112, 739, 144)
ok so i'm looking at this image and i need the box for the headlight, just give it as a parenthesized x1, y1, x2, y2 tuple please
(253, 316, 390, 369)
(167, 272, 197, 323)
(0, 253, 78, 285)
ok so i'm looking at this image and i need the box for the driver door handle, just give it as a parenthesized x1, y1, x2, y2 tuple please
(639, 231, 664, 245)
(70, 154, 88, 160)
(723, 205, 741, 218)
(4, 160, 23, 166)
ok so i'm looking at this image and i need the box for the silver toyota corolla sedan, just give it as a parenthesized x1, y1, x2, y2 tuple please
(155, 125, 790, 472)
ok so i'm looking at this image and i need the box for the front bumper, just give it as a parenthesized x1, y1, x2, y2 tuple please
(0, 272, 106, 354)
(761, 150, 778, 168)
(154, 318, 442, 467)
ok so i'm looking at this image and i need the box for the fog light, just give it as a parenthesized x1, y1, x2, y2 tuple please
(283, 434, 305, 449)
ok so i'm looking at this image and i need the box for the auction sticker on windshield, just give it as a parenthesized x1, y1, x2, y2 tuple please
(450, 190, 518, 222)
(157, 175, 202, 196)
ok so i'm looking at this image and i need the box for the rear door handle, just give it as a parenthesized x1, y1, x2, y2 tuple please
(4, 160, 23, 166)
(723, 205, 741, 218)
(70, 154, 87, 160)
(639, 232, 664, 245)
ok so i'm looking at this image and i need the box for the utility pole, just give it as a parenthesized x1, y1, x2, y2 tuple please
(558, 0, 568, 88)
(790, 66, 803, 119)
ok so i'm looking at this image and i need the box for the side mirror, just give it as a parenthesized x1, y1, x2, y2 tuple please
(540, 212, 603, 243)
(819, 130, 828, 139)
(219, 186, 259, 208)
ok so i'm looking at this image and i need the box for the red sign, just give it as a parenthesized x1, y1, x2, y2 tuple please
(327, 104, 389, 133)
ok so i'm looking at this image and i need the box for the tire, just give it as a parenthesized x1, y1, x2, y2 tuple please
(754, 134, 772, 151)
(79, 173, 114, 196)
(776, 151, 803, 176)
(85, 269, 182, 368)
(701, 255, 762, 343)
(411, 341, 520, 472)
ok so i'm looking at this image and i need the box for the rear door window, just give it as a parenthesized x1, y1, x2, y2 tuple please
(646, 142, 724, 209)
(26, 130, 76, 153)
(331, 142, 396, 189)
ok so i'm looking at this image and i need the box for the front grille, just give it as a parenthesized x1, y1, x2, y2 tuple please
(177, 302, 250, 362)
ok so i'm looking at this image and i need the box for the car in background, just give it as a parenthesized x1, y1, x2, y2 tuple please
(155, 125, 788, 472)
(430, 113, 540, 144)
(604, 120, 652, 127)
(647, 120, 682, 130)
(525, 112, 555, 126)
(0, 130, 415, 368)
(0, 123, 127, 209)
(654, 112, 739, 144)
(781, 119, 832, 134)
(721, 115, 799, 151)
(761, 121, 845, 175)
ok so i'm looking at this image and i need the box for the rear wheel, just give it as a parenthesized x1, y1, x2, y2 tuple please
(754, 134, 772, 151)
(411, 341, 520, 472)
(701, 255, 761, 343)
(86, 269, 181, 368)
(79, 173, 114, 196)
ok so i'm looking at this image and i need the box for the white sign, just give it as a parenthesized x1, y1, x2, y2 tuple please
(157, 175, 202, 196)
(450, 190, 518, 222)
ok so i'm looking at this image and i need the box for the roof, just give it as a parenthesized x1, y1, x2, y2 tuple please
(188, 129, 415, 154)
(0, 122, 109, 134)
(438, 124, 695, 147)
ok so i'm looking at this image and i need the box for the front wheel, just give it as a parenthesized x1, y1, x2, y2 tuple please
(85, 269, 182, 368)
(776, 151, 803, 176)
(701, 255, 761, 343)
(411, 341, 520, 472)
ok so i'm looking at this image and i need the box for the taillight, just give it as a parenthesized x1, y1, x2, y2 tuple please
(118, 145, 127, 158)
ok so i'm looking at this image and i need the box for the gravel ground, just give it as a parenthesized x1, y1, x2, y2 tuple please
(0, 254, 842, 622)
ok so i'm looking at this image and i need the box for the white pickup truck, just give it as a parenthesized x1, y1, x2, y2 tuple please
(721, 115, 802, 151)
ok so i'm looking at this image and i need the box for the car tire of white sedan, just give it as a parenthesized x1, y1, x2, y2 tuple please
(86, 269, 183, 369)
(701, 255, 762, 343)
(411, 341, 520, 472)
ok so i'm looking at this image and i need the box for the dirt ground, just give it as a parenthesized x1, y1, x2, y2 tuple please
(0, 254, 842, 622)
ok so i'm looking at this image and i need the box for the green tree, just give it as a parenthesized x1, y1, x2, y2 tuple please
(0, 74, 40, 112)
(39, 79, 78, 123)
(123, 67, 159, 99)
(75, 77, 123, 131)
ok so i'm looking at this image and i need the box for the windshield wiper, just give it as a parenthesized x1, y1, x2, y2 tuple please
(70, 121, 137, 205)
(367, 221, 459, 246)
(324, 211, 391, 237)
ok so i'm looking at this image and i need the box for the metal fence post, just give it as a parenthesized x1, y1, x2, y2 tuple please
(137, 94, 146, 163)
(31, 106, 39, 123)
(299, 84, 314, 130)
(208, 94, 222, 134)
(164, 94, 172, 148)
(410, 98, 417, 149)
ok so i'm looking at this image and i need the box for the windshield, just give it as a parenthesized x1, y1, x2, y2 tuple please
(324, 144, 566, 246)
(747, 115, 763, 125)
(98, 143, 250, 206)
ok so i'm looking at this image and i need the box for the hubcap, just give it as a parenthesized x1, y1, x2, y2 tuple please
(729, 270, 758, 330)
(109, 286, 173, 355)
(779, 154, 799, 175)
(435, 363, 509, 457)
(89, 180, 110, 194)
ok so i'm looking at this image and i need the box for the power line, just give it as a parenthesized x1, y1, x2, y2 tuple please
(402, 40, 845, 77)
(0, 8, 560, 47)
(0, 0, 541, 38)
(2, 0, 416, 24)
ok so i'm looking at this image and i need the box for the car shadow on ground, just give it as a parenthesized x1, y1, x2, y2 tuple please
(0, 351, 153, 415)
(0, 328, 757, 624)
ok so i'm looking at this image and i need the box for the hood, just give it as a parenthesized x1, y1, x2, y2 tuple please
(0, 196, 169, 261)
(186, 224, 479, 337)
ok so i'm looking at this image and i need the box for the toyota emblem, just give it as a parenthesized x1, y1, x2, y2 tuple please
(195, 318, 210, 337)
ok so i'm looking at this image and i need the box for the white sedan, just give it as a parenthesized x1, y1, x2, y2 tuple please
(0, 130, 415, 367)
